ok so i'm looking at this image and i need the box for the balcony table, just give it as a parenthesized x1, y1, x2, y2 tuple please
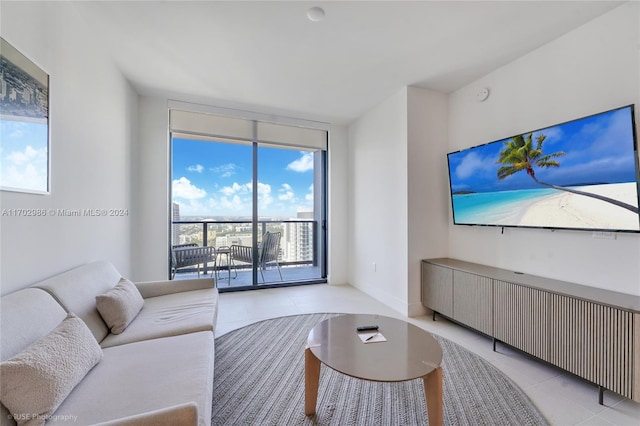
(214, 247, 236, 284)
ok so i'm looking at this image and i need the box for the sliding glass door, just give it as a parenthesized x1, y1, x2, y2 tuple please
(169, 109, 327, 290)
(256, 145, 325, 285)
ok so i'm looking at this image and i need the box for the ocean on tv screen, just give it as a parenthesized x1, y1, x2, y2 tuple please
(447, 105, 640, 232)
(452, 183, 639, 231)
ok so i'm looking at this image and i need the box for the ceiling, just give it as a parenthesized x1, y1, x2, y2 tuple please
(72, 1, 623, 125)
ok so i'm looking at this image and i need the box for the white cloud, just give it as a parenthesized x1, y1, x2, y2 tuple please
(278, 183, 295, 201)
(218, 181, 273, 208)
(187, 164, 204, 173)
(172, 177, 206, 199)
(212, 163, 238, 177)
(173, 198, 219, 216)
(287, 152, 313, 172)
(6, 145, 44, 166)
(1, 145, 47, 191)
(257, 182, 273, 207)
(257, 182, 271, 194)
(305, 184, 314, 201)
(535, 126, 563, 145)
(456, 151, 491, 180)
(2, 163, 46, 191)
(220, 182, 248, 196)
(10, 129, 23, 139)
(220, 194, 246, 211)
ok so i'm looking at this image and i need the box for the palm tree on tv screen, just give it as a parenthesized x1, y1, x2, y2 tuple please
(496, 133, 638, 213)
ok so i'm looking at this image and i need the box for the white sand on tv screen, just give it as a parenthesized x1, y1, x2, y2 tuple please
(518, 182, 640, 231)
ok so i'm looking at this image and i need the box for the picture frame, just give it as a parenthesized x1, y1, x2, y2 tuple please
(0, 37, 50, 194)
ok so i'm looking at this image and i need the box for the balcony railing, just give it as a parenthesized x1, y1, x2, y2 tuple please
(170, 219, 318, 285)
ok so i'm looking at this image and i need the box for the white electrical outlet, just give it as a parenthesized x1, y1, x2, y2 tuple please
(372, 262, 377, 272)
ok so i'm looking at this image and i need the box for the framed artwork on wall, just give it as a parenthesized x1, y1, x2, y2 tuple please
(0, 37, 50, 194)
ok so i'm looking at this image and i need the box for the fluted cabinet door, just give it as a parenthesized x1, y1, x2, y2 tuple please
(452, 270, 493, 335)
(634, 313, 640, 402)
(548, 294, 634, 399)
(493, 280, 549, 361)
(421, 262, 453, 317)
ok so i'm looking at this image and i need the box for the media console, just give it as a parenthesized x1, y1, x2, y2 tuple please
(421, 258, 640, 403)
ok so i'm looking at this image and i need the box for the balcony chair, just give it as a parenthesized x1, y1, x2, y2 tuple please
(171, 243, 216, 279)
(229, 231, 283, 282)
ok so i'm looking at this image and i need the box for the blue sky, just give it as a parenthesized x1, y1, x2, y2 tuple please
(172, 137, 315, 217)
(0, 119, 48, 192)
(448, 106, 638, 194)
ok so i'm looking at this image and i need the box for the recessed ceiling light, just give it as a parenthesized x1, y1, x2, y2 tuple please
(307, 6, 325, 22)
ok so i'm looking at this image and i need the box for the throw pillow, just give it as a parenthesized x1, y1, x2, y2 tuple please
(0, 313, 103, 426)
(95, 277, 144, 334)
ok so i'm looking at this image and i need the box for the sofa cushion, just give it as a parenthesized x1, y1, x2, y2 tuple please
(0, 288, 69, 426)
(135, 277, 215, 299)
(0, 288, 67, 362)
(34, 261, 122, 342)
(0, 313, 103, 426)
(48, 331, 214, 426)
(96, 278, 144, 334)
(91, 402, 198, 426)
(99, 288, 218, 348)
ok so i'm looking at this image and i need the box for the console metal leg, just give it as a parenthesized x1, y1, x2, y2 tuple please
(432, 311, 437, 321)
(599, 386, 604, 405)
(493, 338, 497, 352)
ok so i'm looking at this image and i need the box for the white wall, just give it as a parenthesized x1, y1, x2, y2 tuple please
(348, 88, 409, 314)
(407, 87, 449, 315)
(0, 2, 136, 295)
(131, 97, 170, 281)
(448, 2, 640, 295)
(347, 87, 449, 316)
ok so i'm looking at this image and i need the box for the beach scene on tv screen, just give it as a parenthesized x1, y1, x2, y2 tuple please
(448, 106, 640, 232)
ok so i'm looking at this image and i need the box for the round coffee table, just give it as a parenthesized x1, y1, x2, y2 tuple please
(305, 313, 443, 425)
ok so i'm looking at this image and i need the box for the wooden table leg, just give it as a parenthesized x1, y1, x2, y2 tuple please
(423, 366, 443, 426)
(305, 348, 321, 415)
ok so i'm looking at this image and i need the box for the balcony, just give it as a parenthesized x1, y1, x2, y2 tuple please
(171, 219, 324, 289)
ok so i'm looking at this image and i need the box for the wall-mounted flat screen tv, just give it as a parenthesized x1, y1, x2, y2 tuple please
(447, 104, 640, 233)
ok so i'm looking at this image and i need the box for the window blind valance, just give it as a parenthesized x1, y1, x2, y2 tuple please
(170, 110, 327, 150)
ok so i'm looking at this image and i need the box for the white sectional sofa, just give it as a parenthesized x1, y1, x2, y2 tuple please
(0, 261, 219, 426)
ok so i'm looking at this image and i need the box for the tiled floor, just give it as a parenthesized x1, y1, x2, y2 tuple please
(216, 283, 640, 426)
